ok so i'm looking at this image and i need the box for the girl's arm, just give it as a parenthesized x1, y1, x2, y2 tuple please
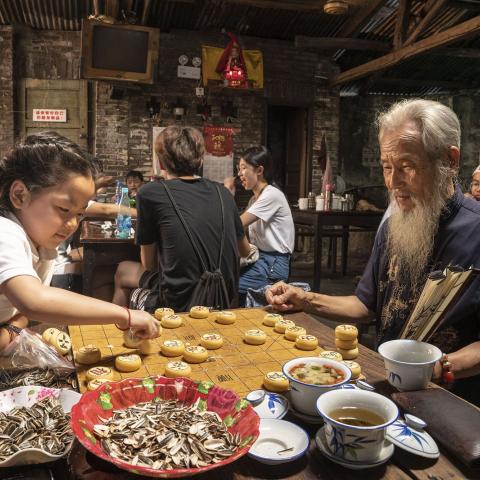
(432, 341, 480, 380)
(240, 211, 258, 228)
(2, 275, 159, 337)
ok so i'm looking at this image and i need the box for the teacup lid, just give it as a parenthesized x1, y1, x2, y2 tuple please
(246, 390, 289, 420)
(386, 414, 439, 459)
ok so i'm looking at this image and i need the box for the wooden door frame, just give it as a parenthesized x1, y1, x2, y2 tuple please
(18, 79, 88, 146)
(262, 100, 313, 197)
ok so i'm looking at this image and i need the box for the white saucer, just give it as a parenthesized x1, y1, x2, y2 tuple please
(315, 426, 394, 470)
(249, 419, 310, 465)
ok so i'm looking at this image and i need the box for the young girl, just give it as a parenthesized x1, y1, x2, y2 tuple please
(0, 133, 160, 351)
(234, 146, 295, 305)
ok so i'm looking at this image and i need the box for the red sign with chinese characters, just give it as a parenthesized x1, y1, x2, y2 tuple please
(32, 109, 67, 122)
(204, 125, 234, 157)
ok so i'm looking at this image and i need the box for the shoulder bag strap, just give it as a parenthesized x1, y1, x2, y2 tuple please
(162, 179, 225, 271)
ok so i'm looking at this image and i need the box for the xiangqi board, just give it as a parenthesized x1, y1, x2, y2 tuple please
(69, 308, 324, 395)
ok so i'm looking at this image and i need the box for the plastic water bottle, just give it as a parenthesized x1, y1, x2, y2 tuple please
(114, 180, 123, 205)
(116, 187, 132, 239)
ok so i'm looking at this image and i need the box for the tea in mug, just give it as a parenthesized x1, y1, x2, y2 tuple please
(328, 407, 386, 427)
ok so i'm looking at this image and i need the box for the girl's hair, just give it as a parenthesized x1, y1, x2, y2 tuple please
(241, 146, 274, 183)
(0, 132, 97, 213)
(155, 126, 204, 176)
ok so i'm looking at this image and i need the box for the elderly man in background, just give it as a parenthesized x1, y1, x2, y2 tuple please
(267, 99, 480, 405)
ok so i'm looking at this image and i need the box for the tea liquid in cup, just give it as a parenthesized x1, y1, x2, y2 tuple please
(316, 389, 398, 463)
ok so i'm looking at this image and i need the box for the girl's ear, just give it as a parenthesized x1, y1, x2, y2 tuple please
(256, 165, 264, 177)
(9, 180, 31, 210)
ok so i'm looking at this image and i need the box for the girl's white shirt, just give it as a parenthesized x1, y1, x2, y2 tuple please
(247, 185, 295, 254)
(0, 214, 57, 322)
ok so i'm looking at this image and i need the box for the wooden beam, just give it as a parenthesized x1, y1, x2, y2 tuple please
(404, 0, 449, 46)
(394, 0, 412, 49)
(330, 15, 480, 86)
(221, 0, 325, 11)
(337, 0, 386, 37)
(295, 36, 391, 52)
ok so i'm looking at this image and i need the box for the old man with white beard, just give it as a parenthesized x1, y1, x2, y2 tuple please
(267, 99, 480, 405)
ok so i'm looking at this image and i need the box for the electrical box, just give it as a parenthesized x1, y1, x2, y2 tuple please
(177, 66, 201, 80)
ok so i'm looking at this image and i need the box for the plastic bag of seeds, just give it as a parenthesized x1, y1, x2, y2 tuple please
(0, 328, 74, 373)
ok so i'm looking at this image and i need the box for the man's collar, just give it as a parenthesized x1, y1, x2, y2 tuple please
(439, 184, 463, 223)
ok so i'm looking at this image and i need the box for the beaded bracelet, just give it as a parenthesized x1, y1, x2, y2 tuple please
(115, 306, 131, 331)
(440, 354, 454, 388)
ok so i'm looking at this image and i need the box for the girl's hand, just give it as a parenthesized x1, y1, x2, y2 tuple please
(129, 310, 161, 339)
(223, 177, 236, 195)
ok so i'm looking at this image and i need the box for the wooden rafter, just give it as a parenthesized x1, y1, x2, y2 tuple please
(295, 36, 390, 52)
(337, 0, 387, 37)
(394, 0, 412, 49)
(330, 15, 480, 86)
(404, 0, 449, 46)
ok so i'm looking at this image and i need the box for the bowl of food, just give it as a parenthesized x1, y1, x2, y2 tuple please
(70, 376, 260, 478)
(282, 357, 351, 416)
(0, 386, 81, 467)
(378, 339, 442, 391)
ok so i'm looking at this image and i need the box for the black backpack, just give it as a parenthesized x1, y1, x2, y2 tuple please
(162, 179, 231, 311)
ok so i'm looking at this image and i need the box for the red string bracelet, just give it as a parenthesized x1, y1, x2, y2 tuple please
(115, 306, 131, 331)
(440, 354, 454, 388)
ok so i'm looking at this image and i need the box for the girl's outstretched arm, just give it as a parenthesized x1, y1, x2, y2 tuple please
(2, 275, 160, 338)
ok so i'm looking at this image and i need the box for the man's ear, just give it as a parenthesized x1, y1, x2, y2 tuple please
(9, 180, 31, 210)
(448, 146, 460, 171)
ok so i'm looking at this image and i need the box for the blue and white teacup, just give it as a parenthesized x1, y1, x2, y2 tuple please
(316, 388, 398, 463)
(378, 339, 442, 391)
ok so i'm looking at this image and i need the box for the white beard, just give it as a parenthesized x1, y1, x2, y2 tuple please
(386, 190, 447, 288)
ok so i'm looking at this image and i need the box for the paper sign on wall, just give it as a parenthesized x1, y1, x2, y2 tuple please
(33, 109, 67, 122)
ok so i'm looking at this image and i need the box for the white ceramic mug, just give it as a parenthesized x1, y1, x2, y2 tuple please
(298, 198, 308, 210)
(282, 357, 351, 416)
(378, 339, 442, 391)
(316, 388, 398, 463)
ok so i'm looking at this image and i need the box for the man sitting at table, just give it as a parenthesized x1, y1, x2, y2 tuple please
(266, 99, 480, 405)
(112, 126, 250, 312)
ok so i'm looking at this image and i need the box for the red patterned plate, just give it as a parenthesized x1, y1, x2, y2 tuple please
(70, 376, 260, 478)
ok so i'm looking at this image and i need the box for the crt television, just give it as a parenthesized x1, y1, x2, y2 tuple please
(81, 20, 160, 84)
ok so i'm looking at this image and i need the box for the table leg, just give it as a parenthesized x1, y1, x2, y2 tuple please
(82, 246, 95, 297)
(342, 226, 349, 276)
(313, 221, 321, 292)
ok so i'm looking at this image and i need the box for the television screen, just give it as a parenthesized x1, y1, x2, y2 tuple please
(81, 20, 159, 84)
(92, 26, 149, 73)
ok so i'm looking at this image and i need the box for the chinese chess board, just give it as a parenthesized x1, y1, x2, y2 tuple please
(69, 308, 324, 395)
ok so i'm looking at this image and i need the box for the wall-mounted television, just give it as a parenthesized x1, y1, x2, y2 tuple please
(81, 20, 160, 84)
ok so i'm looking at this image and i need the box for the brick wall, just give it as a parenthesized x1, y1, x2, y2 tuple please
(0, 26, 14, 159)
(93, 29, 339, 193)
(340, 95, 479, 193)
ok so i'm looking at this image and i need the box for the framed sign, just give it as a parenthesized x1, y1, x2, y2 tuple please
(33, 109, 67, 122)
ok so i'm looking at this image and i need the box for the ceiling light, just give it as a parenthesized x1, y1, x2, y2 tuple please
(324, 1, 349, 15)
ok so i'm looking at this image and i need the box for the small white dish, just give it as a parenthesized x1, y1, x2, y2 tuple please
(386, 414, 439, 459)
(0, 386, 81, 467)
(248, 419, 309, 465)
(315, 425, 394, 470)
(246, 390, 289, 420)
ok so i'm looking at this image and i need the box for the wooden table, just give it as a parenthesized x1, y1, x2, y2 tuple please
(291, 209, 384, 291)
(3, 312, 475, 480)
(80, 221, 139, 297)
